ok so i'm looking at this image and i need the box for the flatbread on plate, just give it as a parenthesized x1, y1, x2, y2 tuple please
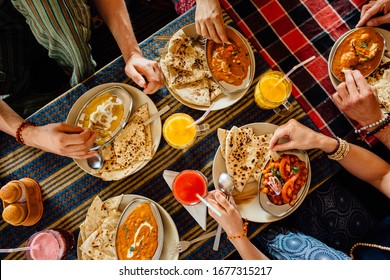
(218, 127, 273, 191)
(92, 103, 152, 181)
(173, 79, 211, 106)
(225, 126, 262, 192)
(79, 195, 123, 260)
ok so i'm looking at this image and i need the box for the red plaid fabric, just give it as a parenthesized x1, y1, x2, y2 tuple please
(220, 0, 375, 145)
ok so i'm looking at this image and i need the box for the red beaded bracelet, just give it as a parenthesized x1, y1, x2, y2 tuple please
(15, 121, 36, 144)
(227, 219, 249, 240)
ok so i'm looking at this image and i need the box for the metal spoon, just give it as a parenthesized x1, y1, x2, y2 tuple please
(213, 173, 237, 251)
(87, 146, 104, 170)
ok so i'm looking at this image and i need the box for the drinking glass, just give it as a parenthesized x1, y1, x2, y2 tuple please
(254, 69, 293, 115)
(172, 170, 208, 206)
(163, 113, 209, 149)
(25, 228, 75, 260)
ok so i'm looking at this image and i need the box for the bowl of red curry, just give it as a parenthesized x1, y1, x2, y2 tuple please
(330, 27, 386, 82)
(205, 25, 253, 94)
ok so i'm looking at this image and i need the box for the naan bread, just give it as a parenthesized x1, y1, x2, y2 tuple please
(225, 127, 262, 192)
(79, 195, 123, 260)
(159, 29, 223, 106)
(251, 134, 273, 183)
(99, 161, 144, 181)
(92, 103, 153, 181)
(173, 79, 211, 106)
(371, 68, 390, 111)
(209, 79, 223, 101)
(165, 29, 196, 71)
(220, 126, 273, 191)
(217, 128, 229, 159)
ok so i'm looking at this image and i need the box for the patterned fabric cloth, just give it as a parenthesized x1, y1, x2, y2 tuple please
(257, 226, 351, 260)
(11, 0, 95, 87)
(251, 179, 390, 260)
(171, 0, 195, 15)
(219, 0, 377, 146)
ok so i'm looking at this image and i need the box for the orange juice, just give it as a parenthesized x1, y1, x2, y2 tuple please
(163, 113, 197, 149)
(254, 70, 292, 109)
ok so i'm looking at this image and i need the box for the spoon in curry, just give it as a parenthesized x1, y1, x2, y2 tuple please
(213, 173, 237, 251)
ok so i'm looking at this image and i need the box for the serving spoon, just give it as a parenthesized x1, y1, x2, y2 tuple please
(87, 152, 104, 170)
(213, 173, 237, 251)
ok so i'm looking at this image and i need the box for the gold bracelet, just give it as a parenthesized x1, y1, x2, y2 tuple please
(15, 121, 36, 145)
(327, 137, 350, 161)
(227, 219, 248, 240)
(350, 242, 390, 260)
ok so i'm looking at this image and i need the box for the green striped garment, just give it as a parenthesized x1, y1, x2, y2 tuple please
(11, 0, 96, 87)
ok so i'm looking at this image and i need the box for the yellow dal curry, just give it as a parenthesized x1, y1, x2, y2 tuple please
(116, 202, 159, 260)
(77, 92, 124, 145)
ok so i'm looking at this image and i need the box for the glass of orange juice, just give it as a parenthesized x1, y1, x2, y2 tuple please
(163, 113, 209, 149)
(254, 70, 293, 115)
(172, 170, 208, 206)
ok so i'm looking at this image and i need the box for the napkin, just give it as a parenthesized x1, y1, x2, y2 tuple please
(163, 170, 207, 231)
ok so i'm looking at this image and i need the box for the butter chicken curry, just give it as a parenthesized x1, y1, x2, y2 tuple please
(331, 27, 384, 81)
(116, 202, 159, 260)
(206, 40, 250, 86)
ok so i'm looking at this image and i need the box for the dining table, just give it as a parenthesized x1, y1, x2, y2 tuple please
(0, 0, 373, 260)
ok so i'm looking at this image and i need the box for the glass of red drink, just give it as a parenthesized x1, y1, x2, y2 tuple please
(25, 228, 75, 260)
(172, 170, 208, 206)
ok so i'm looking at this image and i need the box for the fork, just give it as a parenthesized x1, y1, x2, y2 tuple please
(176, 229, 218, 253)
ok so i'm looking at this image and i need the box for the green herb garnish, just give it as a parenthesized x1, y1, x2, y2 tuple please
(292, 166, 300, 174)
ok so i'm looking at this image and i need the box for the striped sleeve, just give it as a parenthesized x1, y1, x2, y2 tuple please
(11, 0, 96, 87)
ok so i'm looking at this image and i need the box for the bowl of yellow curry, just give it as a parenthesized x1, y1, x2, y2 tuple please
(330, 27, 386, 82)
(205, 25, 253, 94)
(115, 199, 164, 260)
(69, 85, 133, 150)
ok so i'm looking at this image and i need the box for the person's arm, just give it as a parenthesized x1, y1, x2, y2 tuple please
(332, 70, 390, 149)
(206, 191, 269, 260)
(269, 119, 390, 198)
(92, 0, 164, 94)
(356, 0, 390, 27)
(0, 100, 97, 159)
(195, 0, 228, 43)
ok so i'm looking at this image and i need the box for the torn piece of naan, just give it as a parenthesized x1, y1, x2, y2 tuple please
(173, 79, 211, 106)
(225, 126, 262, 192)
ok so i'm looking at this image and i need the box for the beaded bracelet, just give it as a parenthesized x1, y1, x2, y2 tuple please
(354, 114, 389, 134)
(15, 121, 36, 145)
(327, 137, 350, 161)
(227, 219, 248, 240)
(366, 117, 390, 137)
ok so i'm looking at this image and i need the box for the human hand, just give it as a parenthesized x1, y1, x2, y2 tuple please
(332, 70, 384, 126)
(124, 53, 164, 94)
(356, 0, 390, 27)
(195, 0, 228, 43)
(268, 119, 337, 153)
(206, 190, 244, 236)
(24, 123, 98, 159)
